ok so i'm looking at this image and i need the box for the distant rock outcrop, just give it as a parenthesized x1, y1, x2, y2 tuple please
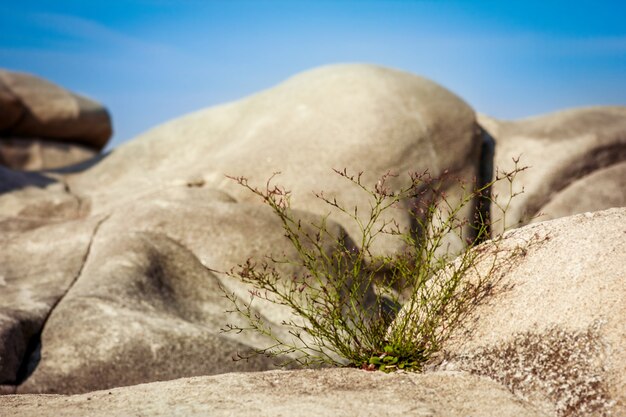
(478, 107, 626, 232)
(0, 64, 624, 416)
(0, 70, 112, 170)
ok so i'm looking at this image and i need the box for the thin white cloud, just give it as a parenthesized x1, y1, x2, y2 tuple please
(31, 12, 173, 55)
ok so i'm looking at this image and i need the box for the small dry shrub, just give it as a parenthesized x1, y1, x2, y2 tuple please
(221, 162, 526, 371)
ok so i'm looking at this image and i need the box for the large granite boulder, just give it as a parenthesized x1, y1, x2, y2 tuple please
(479, 107, 626, 233)
(400, 208, 625, 417)
(65, 64, 481, 256)
(1, 369, 547, 417)
(0, 69, 112, 170)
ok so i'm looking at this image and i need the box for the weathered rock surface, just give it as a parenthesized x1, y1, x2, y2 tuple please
(418, 208, 626, 417)
(0, 369, 548, 417)
(16, 230, 280, 394)
(0, 166, 83, 237)
(0, 69, 111, 170)
(536, 161, 626, 222)
(0, 63, 625, 409)
(479, 108, 626, 233)
(0, 218, 101, 385)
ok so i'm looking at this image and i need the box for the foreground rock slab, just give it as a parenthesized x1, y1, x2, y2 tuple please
(0, 368, 547, 417)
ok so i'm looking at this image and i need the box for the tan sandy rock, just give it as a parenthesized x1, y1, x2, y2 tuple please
(1, 368, 547, 417)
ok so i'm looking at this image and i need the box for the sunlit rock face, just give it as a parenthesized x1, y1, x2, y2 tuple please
(0, 64, 624, 408)
(64, 64, 481, 256)
(397, 208, 625, 417)
(0, 69, 112, 171)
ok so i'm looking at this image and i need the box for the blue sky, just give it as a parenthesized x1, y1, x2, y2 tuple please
(1, 0, 625, 149)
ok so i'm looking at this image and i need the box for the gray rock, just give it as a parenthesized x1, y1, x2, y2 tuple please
(0, 166, 83, 235)
(535, 161, 626, 222)
(478, 107, 626, 233)
(0, 218, 102, 385)
(17, 230, 283, 394)
(16, 187, 361, 394)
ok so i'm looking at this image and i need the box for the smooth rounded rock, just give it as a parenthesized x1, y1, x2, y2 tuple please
(410, 208, 626, 417)
(66, 64, 481, 256)
(16, 188, 363, 394)
(534, 161, 626, 222)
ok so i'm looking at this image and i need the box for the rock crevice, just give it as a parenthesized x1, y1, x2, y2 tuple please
(14, 215, 110, 385)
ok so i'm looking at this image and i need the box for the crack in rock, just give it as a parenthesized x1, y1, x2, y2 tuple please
(14, 214, 110, 385)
